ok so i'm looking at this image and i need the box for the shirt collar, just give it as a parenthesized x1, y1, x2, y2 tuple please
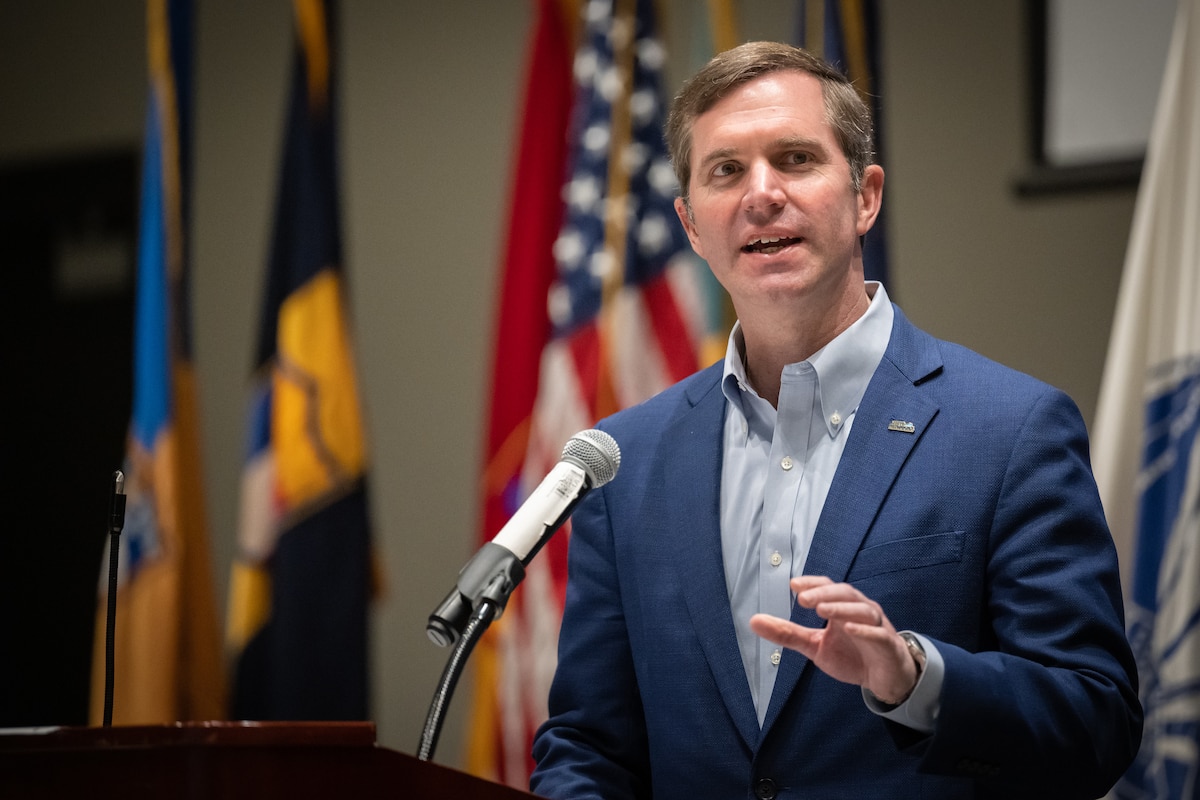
(721, 282, 894, 436)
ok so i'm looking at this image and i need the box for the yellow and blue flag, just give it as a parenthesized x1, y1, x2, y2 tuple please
(89, 0, 226, 725)
(227, 0, 374, 721)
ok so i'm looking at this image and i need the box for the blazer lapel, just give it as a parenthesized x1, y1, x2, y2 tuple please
(658, 368, 762, 751)
(762, 307, 943, 734)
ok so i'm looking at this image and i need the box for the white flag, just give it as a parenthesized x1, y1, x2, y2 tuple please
(1093, 0, 1200, 796)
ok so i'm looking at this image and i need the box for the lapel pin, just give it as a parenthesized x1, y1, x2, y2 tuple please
(887, 420, 916, 434)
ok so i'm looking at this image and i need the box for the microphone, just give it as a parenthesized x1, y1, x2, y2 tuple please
(427, 428, 621, 646)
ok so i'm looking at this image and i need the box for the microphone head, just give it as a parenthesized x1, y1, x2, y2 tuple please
(562, 429, 621, 487)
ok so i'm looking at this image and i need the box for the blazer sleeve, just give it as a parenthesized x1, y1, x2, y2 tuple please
(916, 385, 1143, 797)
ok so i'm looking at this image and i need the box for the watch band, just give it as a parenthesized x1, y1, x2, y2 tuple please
(899, 631, 927, 677)
(875, 632, 926, 708)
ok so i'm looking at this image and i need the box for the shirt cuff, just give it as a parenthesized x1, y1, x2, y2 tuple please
(861, 631, 943, 734)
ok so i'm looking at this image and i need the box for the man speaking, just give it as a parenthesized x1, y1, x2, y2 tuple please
(530, 42, 1141, 799)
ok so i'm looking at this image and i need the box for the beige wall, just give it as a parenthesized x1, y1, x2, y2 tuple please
(0, 1, 1136, 768)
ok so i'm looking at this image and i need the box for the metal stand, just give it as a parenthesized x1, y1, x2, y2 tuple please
(103, 470, 126, 727)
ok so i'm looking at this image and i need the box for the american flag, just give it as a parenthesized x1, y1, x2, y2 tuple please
(467, 0, 721, 786)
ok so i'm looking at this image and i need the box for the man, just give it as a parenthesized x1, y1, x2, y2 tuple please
(530, 42, 1141, 799)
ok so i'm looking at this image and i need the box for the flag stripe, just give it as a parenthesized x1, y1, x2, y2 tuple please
(642, 272, 705, 382)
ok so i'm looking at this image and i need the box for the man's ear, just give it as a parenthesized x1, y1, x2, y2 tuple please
(674, 196, 704, 257)
(856, 164, 885, 236)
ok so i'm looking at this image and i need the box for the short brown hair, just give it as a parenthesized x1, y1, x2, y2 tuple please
(665, 42, 876, 201)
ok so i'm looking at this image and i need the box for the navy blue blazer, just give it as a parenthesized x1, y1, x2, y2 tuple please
(531, 306, 1141, 799)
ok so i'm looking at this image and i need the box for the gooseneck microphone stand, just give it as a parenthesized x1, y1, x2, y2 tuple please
(103, 470, 126, 727)
(416, 598, 500, 762)
(417, 551, 525, 762)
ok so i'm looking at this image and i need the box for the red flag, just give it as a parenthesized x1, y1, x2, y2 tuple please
(465, 0, 575, 782)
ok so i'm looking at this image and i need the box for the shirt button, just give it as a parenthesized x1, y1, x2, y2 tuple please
(780, 456, 793, 470)
(770, 650, 782, 666)
(769, 551, 783, 567)
(830, 412, 842, 426)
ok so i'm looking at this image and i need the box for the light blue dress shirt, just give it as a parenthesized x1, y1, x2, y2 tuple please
(719, 283, 942, 731)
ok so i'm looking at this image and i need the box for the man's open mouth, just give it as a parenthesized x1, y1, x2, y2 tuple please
(743, 235, 802, 255)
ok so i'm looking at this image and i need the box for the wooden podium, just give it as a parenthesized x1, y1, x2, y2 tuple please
(0, 721, 538, 799)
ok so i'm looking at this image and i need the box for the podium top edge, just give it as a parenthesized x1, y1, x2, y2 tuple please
(0, 720, 378, 752)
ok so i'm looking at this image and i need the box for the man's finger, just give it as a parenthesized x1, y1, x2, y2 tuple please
(793, 579, 864, 609)
(811, 600, 886, 628)
(748, 613, 819, 652)
(790, 575, 833, 595)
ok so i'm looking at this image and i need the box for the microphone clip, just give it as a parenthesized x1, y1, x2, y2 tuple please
(426, 542, 525, 647)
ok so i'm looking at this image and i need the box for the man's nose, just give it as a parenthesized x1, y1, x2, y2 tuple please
(743, 161, 786, 216)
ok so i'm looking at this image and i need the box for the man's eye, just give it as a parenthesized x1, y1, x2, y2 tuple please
(786, 152, 810, 165)
(713, 162, 739, 177)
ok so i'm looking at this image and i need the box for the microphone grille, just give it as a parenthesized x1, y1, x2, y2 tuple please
(562, 429, 621, 487)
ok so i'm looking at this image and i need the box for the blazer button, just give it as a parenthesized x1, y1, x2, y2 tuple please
(754, 777, 778, 799)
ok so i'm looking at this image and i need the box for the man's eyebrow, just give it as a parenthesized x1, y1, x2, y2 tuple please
(773, 135, 825, 152)
(697, 146, 738, 171)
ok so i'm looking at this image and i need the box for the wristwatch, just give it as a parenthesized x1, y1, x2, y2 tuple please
(899, 631, 927, 680)
(877, 632, 927, 707)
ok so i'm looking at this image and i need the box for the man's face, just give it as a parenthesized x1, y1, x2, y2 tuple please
(674, 71, 881, 317)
